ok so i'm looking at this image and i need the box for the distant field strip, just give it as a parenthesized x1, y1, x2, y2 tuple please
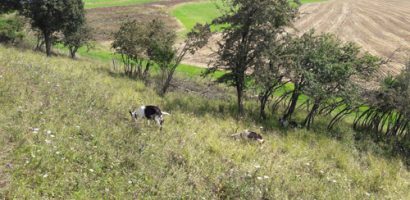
(171, 0, 325, 31)
(84, 0, 158, 9)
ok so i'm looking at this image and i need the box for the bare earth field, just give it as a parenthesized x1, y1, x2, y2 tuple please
(295, 0, 410, 76)
(185, 0, 410, 76)
(87, 0, 410, 77)
(86, 0, 199, 41)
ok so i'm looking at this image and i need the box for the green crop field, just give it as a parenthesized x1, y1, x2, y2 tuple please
(1, 45, 410, 198)
(172, 0, 325, 32)
(83, 0, 158, 9)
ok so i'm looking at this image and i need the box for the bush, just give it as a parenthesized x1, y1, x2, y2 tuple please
(0, 15, 24, 44)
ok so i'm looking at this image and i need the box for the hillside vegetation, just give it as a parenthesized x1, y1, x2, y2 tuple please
(1, 46, 410, 198)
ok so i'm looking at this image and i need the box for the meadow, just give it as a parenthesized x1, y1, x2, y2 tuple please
(1, 45, 410, 199)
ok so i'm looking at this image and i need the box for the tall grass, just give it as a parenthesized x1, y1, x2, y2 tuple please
(1, 46, 409, 198)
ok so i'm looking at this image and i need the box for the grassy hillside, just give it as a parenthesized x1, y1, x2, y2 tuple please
(84, 0, 158, 9)
(1, 46, 410, 199)
(172, 0, 325, 32)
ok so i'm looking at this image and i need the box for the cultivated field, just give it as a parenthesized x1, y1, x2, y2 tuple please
(295, 0, 410, 76)
(174, 0, 410, 75)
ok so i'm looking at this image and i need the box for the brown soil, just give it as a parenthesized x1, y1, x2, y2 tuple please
(86, 0, 200, 41)
(185, 0, 410, 76)
(294, 0, 410, 76)
(87, 0, 410, 77)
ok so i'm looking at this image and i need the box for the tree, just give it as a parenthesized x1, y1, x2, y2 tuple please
(112, 20, 159, 79)
(207, 0, 299, 115)
(252, 34, 292, 119)
(0, 0, 21, 13)
(20, 0, 85, 56)
(354, 62, 410, 140)
(62, 23, 94, 59)
(151, 23, 211, 96)
(281, 30, 380, 129)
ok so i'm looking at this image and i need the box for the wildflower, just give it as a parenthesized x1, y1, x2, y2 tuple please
(257, 177, 263, 180)
(128, 180, 133, 184)
(305, 162, 310, 166)
(50, 134, 55, 138)
(32, 128, 40, 134)
(75, 126, 80, 129)
(332, 180, 337, 183)
(46, 130, 52, 135)
(254, 164, 261, 169)
(43, 173, 48, 178)
(56, 151, 60, 155)
(89, 169, 94, 173)
(263, 175, 269, 179)
(45, 139, 51, 144)
(365, 192, 371, 197)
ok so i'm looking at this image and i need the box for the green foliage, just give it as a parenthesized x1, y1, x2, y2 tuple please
(20, 0, 86, 56)
(113, 19, 211, 95)
(280, 30, 381, 129)
(62, 23, 94, 59)
(0, 15, 25, 44)
(0, 0, 21, 13)
(354, 61, 410, 147)
(208, 0, 299, 114)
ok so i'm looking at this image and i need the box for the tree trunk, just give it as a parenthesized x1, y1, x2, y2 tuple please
(160, 68, 176, 96)
(303, 100, 320, 129)
(44, 32, 52, 57)
(69, 47, 77, 59)
(283, 88, 300, 121)
(236, 83, 244, 115)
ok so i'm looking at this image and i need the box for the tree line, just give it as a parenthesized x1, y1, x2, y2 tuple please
(0, 0, 93, 58)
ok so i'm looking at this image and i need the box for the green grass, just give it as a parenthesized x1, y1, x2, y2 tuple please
(83, 0, 158, 9)
(172, 0, 325, 33)
(55, 44, 224, 79)
(1, 45, 410, 199)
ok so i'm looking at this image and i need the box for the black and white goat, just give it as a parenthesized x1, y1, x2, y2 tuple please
(129, 105, 170, 130)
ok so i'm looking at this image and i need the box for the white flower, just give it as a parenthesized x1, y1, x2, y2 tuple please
(45, 139, 51, 144)
(56, 151, 60, 155)
(89, 169, 94, 173)
(254, 164, 261, 169)
(128, 180, 133, 184)
(32, 128, 40, 133)
(263, 176, 269, 179)
(50, 134, 55, 138)
(257, 177, 263, 180)
(46, 130, 52, 135)
(365, 192, 371, 197)
(332, 180, 337, 183)
(305, 163, 310, 166)
(43, 173, 48, 178)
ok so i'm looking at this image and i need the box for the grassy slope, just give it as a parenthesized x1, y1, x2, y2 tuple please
(83, 0, 158, 9)
(1, 46, 410, 198)
(172, 0, 325, 32)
